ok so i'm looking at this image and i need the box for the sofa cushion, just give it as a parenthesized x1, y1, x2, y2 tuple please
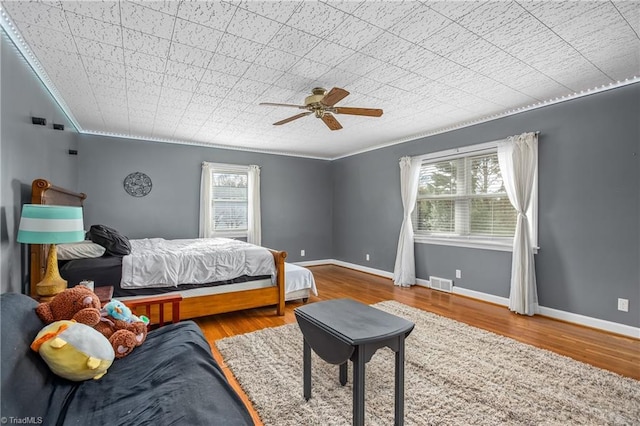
(60, 321, 253, 425)
(1, 293, 76, 422)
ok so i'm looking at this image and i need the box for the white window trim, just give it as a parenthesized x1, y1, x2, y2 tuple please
(413, 140, 539, 253)
(206, 162, 251, 173)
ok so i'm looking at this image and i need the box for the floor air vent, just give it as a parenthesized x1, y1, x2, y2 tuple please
(429, 276, 453, 293)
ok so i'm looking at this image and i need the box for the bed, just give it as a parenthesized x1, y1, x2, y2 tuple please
(28, 178, 287, 320)
(284, 262, 318, 302)
(58, 255, 318, 302)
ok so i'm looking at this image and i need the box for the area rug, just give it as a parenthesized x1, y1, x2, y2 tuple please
(215, 301, 639, 425)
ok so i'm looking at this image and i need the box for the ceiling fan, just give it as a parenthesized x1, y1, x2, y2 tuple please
(259, 87, 383, 131)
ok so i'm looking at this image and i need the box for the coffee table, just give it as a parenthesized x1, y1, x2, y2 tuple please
(294, 299, 414, 426)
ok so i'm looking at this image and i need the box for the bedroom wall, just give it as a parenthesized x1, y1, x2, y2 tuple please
(0, 32, 79, 294)
(2, 27, 637, 330)
(333, 83, 640, 327)
(76, 134, 333, 263)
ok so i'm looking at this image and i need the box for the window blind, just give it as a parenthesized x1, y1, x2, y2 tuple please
(413, 152, 516, 238)
(212, 171, 248, 233)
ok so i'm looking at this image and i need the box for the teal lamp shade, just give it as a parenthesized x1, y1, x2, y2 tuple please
(17, 205, 84, 244)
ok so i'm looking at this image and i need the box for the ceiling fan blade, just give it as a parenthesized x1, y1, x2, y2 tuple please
(320, 113, 343, 131)
(273, 112, 312, 126)
(260, 102, 307, 109)
(320, 87, 350, 107)
(334, 107, 383, 117)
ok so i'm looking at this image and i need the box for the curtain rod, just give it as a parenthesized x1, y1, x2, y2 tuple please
(402, 131, 539, 162)
(399, 131, 540, 160)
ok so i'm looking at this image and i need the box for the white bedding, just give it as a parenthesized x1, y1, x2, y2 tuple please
(285, 263, 318, 298)
(121, 238, 275, 289)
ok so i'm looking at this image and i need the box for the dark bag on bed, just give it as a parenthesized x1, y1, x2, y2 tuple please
(87, 224, 131, 256)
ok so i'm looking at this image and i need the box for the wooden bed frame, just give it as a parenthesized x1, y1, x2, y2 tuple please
(28, 178, 286, 319)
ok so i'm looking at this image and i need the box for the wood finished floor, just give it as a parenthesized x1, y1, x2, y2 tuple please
(195, 265, 640, 425)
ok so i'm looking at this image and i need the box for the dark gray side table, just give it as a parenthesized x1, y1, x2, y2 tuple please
(294, 299, 415, 426)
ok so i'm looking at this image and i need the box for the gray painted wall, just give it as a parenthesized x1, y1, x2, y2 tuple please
(77, 134, 333, 263)
(333, 84, 640, 327)
(0, 33, 79, 294)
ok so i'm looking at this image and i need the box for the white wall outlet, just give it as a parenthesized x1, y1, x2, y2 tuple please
(366, 254, 370, 261)
(455, 269, 462, 279)
(617, 298, 629, 312)
(300, 249, 305, 257)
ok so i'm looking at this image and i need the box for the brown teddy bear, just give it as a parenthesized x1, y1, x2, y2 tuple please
(35, 286, 102, 327)
(35, 287, 147, 359)
(94, 299, 148, 359)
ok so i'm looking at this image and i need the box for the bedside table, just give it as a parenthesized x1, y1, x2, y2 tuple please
(94, 285, 114, 306)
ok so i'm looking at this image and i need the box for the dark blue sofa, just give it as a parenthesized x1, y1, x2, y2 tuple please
(1, 293, 254, 425)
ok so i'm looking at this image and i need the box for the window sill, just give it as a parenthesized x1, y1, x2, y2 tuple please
(210, 232, 248, 239)
(414, 235, 539, 253)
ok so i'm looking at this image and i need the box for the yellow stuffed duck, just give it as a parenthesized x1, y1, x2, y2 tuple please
(31, 320, 115, 381)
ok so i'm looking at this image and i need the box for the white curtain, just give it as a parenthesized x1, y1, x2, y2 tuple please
(247, 165, 261, 246)
(393, 156, 421, 287)
(199, 162, 213, 238)
(497, 132, 538, 315)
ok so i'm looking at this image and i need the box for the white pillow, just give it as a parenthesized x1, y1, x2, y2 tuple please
(57, 241, 106, 260)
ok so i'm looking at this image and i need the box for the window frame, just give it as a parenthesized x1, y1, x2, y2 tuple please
(207, 162, 251, 240)
(412, 141, 538, 252)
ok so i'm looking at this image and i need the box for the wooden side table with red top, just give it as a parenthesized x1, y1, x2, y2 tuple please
(93, 285, 114, 307)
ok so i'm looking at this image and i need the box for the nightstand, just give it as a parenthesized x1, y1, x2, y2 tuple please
(94, 285, 114, 306)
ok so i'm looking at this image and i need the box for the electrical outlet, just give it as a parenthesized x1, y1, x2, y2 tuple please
(300, 249, 305, 257)
(366, 254, 370, 261)
(455, 269, 461, 279)
(618, 298, 629, 312)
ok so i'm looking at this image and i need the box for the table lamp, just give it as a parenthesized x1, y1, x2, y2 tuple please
(17, 204, 84, 300)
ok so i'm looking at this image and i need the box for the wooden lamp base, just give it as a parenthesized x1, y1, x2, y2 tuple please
(36, 244, 67, 302)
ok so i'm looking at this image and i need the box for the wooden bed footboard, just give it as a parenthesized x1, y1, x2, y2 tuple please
(124, 294, 183, 328)
(271, 248, 287, 316)
(27, 178, 287, 319)
(157, 248, 286, 320)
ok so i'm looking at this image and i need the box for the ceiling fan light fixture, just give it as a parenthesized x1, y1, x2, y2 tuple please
(260, 87, 383, 131)
(305, 88, 327, 106)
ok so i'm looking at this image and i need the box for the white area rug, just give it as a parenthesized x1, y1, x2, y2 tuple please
(216, 301, 640, 425)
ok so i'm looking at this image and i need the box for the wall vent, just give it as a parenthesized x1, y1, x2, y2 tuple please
(429, 276, 453, 293)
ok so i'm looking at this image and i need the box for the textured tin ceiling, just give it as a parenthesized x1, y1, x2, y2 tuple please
(1, 1, 638, 159)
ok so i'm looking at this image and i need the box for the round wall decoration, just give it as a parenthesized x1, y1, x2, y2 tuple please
(123, 172, 152, 197)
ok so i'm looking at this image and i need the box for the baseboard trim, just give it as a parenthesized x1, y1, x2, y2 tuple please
(453, 286, 511, 307)
(295, 259, 395, 278)
(415, 278, 430, 287)
(536, 306, 640, 339)
(450, 288, 639, 338)
(298, 259, 640, 339)
(293, 259, 336, 268)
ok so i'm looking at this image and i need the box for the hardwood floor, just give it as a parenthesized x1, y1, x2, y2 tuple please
(195, 265, 640, 424)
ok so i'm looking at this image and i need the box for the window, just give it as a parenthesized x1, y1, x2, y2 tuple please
(412, 142, 537, 251)
(211, 168, 248, 236)
(200, 162, 261, 244)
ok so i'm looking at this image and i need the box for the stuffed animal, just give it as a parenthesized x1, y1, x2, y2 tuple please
(31, 320, 115, 381)
(103, 299, 149, 325)
(94, 299, 148, 359)
(35, 286, 101, 327)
